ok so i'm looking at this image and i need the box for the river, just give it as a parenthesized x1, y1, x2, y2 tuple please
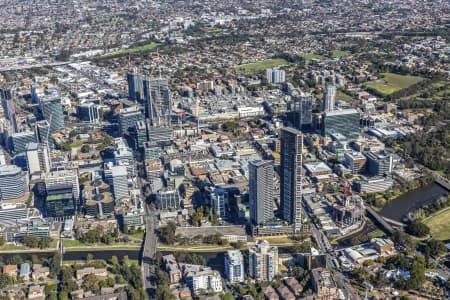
(380, 183, 448, 222)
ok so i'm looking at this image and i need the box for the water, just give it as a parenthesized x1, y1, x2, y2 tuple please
(380, 183, 448, 222)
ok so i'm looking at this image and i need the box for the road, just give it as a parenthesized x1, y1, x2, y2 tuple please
(142, 206, 158, 299)
(304, 203, 360, 300)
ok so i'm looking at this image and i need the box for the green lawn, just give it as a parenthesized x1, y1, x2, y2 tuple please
(108, 43, 161, 57)
(331, 50, 351, 58)
(0, 244, 29, 251)
(64, 239, 88, 247)
(364, 73, 424, 97)
(303, 54, 325, 61)
(233, 58, 289, 71)
(158, 243, 233, 252)
(127, 231, 145, 240)
(336, 90, 353, 101)
(423, 208, 450, 241)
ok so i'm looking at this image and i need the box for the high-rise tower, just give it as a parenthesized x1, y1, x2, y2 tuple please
(249, 160, 274, 225)
(323, 85, 336, 113)
(143, 76, 171, 127)
(280, 127, 304, 233)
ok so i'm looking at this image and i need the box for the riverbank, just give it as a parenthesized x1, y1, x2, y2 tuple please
(379, 183, 448, 222)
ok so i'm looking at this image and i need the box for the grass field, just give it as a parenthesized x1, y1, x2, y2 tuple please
(336, 90, 353, 101)
(331, 50, 351, 58)
(364, 72, 424, 97)
(108, 42, 161, 57)
(127, 231, 145, 240)
(423, 208, 450, 241)
(303, 54, 325, 61)
(233, 58, 289, 71)
(158, 243, 233, 252)
(63, 239, 141, 250)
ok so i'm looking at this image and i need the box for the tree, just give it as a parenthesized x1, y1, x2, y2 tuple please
(44, 283, 58, 300)
(408, 256, 426, 289)
(60, 267, 78, 293)
(220, 293, 234, 300)
(159, 222, 176, 245)
(0, 274, 13, 289)
(49, 253, 62, 278)
(191, 209, 203, 227)
(81, 144, 91, 153)
(23, 236, 39, 248)
(0, 237, 5, 247)
(424, 239, 447, 258)
(8, 255, 23, 265)
(82, 274, 100, 293)
(406, 221, 430, 237)
(392, 231, 416, 254)
(111, 256, 120, 274)
(38, 237, 52, 249)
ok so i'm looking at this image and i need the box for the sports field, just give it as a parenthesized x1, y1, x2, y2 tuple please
(423, 208, 450, 241)
(365, 72, 424, 97)
(233, 58, 289, 71)
(331, 50, 351, 58)
(112, 42, 161, 56)
(303, 54, 325, 61)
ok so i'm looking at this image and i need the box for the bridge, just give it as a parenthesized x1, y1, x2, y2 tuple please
(365, 206, 396, 235)
(432, 173, 450, 191)
(142, 208, 158, 299)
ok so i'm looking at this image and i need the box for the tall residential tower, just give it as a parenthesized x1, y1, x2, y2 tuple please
(280, 127, 304, 233)
(323, 85, 336, 113)
(249, 160, 274, 225)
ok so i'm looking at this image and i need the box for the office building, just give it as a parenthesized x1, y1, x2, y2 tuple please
(288, 93, 313, 131)
(266, 68, 286, 84)
(143, 77, 171, 126)
(344, 152, 367, 174)
(225, 250, 245, 283)
(323, 109, 360, 140)
(354, 177, 394, 193)
(147, 125, 173, 147)
(156, 189, 180, 210)
(77, 103, 100, 123)
(40, 97, 64, 133)
(35, 120, 50, 144)
(113, 138, 134, 164)
(26, 143, 50, 174)
(280, 127, 303, 233)
(0, 88, 19, 133)
(127, 68, 144, 102)
(249, 160, 274, 225)
(118, 106, 144, 136)
(110, 165, 129, 200)
(9, 131, 36, 154)
(45, 169, 80, 201)
(365, 151, 393, 176)
(323, 85, 336, 112)
(211, 188, 228, 220)
(0, 165, 28, 202)
(45, 184, 75, 218)
(0, 204, 30, 222)
(310, 268, 339, 299)
(133, 120, 147, 150)
(248, 240, 278, 282)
